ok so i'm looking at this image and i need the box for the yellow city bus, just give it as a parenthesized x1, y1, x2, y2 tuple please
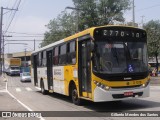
(31, 25, 150, 105)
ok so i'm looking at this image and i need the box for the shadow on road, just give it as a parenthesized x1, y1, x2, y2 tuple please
(82, 99, 160, 111)
(37, 91, 160, 111)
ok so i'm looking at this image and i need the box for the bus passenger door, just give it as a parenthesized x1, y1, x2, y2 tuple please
(78, 40, 91, 98)
(33, 55, 38, 86)
(47, 50, 53, 90)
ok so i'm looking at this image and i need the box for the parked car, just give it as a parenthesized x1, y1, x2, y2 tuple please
(20, 72, 31, 82)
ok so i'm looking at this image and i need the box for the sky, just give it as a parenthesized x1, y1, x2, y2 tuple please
(0, 0, 160, 53)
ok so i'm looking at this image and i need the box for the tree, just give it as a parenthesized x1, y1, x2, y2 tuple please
(144, 20, 160, 72)
(73, 0, 131, 30)
(41, 0, 131, 47)
(40, 11, 76, 47)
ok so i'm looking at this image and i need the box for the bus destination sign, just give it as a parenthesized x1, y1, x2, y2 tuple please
(94, 27, 147, 39)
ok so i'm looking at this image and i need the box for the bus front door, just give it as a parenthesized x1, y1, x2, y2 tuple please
(47, 50, 53, 91)
(33, 55, 38, 86)
(78, 40, 91, 98)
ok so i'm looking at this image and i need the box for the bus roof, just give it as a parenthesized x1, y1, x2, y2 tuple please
(32, 39, 64, 54)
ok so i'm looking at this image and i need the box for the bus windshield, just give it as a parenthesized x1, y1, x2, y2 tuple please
(93, 40, 148, 74)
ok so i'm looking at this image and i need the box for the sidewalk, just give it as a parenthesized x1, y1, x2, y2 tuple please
(150, 76, 160, 85)
(0, 75, 27, 111)
(0, 75, 6, 91)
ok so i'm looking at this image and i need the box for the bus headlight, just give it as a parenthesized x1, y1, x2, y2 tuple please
(93, 80, 98, 85)
(97, 82, 101, 87)
(142, 84, 145, 87)
(104, 86, 110, 90)
(93, 80, 110, 91)
(142, 80, 150, 88)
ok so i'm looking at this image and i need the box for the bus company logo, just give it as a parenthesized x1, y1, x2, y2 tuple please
(2, 112, 11, 117)
(54, 69, 61, 75)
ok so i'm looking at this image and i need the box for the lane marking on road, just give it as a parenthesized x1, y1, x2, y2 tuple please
(25, 87, 33, 91)
(0, 89, 7, 92)
(15, 88, 21, 92)
(6, 81, 45, 120)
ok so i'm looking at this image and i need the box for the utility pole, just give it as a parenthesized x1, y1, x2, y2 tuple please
(2, 35, 4, 72)
(2, 35, 12, 71)
(141, 16, 145, 29)
(34, 39, 35, 51)
(0, 7, 3, 75)
(24, 48, 27, 67)
(0, 7, 17, 75)
(132, 0, 135, 26)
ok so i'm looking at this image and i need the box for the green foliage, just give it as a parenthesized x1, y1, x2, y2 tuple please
(144, 20, 160, 57)
(41, 0, 131, 47)
(40, 11, 76, 47)
(73, 0, 131, 30)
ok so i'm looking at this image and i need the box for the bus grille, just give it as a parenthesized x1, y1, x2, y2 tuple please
(111, 85, 141, 89)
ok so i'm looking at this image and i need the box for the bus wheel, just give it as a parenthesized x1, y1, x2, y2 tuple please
(41, 80, 47, 95)
(72, 87, 81, 105)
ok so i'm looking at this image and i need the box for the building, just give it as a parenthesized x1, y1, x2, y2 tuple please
(4, 51, 32, 67)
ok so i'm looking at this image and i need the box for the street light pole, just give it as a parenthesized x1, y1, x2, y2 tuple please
(2, 35, 12, 72)
(132, 0, 135, 26)
(65, 6, 81, 33)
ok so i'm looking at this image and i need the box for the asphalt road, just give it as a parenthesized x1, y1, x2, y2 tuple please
(5, 76, 160, 120)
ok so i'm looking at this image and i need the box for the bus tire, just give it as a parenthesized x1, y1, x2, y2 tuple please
(72, 86, 81, 105)
(40, 80, 47, 95)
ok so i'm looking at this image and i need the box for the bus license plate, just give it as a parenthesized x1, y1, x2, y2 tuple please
(124, 92, 133, 96)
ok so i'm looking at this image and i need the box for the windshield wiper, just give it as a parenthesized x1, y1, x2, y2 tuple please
(92, 52, 101, 72)
(123, 42, 131, 60)
(111, 47, 119, 65)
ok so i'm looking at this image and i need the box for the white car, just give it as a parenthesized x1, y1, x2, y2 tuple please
(20, 72, 31, 82)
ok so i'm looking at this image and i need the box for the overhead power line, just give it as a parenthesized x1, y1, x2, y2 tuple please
(7, 0, 27, 34)
(5, 31, 44, 35)
(5, 40, 43, 41)
(4, 0, 22, 34)
(137, 4, 160, 12)
(12, 35, 44, 37)
(126, 4, 160, 15)
(4, 0, 18, 31)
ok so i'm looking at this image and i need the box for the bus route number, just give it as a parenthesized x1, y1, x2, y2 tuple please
(103, 30, 141, 38)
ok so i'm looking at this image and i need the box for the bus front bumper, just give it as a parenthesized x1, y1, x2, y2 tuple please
(93, 84, 150, 102)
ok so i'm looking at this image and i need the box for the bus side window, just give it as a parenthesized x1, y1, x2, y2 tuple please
(53, 47, 59, 65)
(31, 55, 34, 68)
(38, 52, 42, 67)
(41, 51, 43, 66)
(59, 44, 67, 65)
(68, 41, 76, 64)
(42, 51, 46, 67)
